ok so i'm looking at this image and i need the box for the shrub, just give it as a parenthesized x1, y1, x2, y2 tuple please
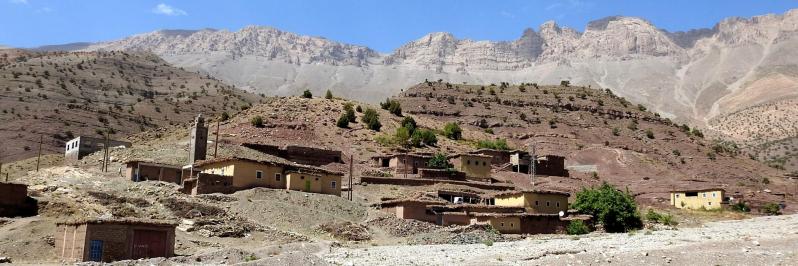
(411, 128, 437, 147)
(645, 129, 655, 139)
(343, 103, 356, 122)
(362, 108, 381, 131)
(612, 127, 620, 136)
(645, 209, 677, 226)
(560, 80, 570, 87)
(401, 116, 417, 134)
(302, 90, 312, 98)
(566, 220, 590, 235)
(730, 202, 751, 213)
(762, 203, 781, 216)
(477, 139, 510, 150)
(690, 128, 704, 138)
(325, 89, 333, 99)
(443, 122, 462, 140)
(355, 105, 363, 112)
(250, 116, 264, 128)
(627, 121, 638, 130)
(380, 98, 402, 116)
(427, 153, 452, 169)
(336, 113, 350, 128)
(220, 112, 230, 121)
(571, 182, 643, 233)
(394, 127, 411, 147)
(762, 177, 770, 184)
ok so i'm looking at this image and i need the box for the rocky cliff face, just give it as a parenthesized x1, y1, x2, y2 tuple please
(79, 9, 798, 133)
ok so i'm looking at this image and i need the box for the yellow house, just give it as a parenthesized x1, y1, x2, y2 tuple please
(670, 188, 725, 210)
(451, 154, 492, 181)
(493, 190, 570, 214)
(193, 157, 343, 196)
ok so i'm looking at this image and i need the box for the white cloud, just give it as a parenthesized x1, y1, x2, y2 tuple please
(9, 0, 29, 4)
(500, 11, 516, 19)
(152, 3, 187, 16)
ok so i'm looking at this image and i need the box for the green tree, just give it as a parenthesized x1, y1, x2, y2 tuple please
(394, 127, 411, 147)
(336, 113, 350, 128)
(325, 89, 333, 99)
(560, 80, 570, 87)
(427, 153, 452, 169)
(762, 203, 782, 215)
(220, 112, 230, 121)
(250, 116, 264, 128)
(443, 122, 462, 140)
(380, 98, 402, 116)
(302, 90, 313, 98)
(571, 182, 643, 233)
(362, 108, 382, 131)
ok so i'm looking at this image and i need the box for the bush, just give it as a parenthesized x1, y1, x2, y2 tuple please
(427, 153, 452, 169)
(762, 203, 781, 216)
(571, 182, 642, 233)
(401, 116, 417, 134)
(730, 202, 751, 213)
(362, 108, 381, 131)
(356, 105, 363, 112)
(250, 116, 264, 128)
(566, 220, 590, 235)
(443, 122, 462, 140)
(380, 98, 402, 116)
(560, 80, 570, 87)
(477, 139, 510, 150)
(325, 89, 333, 99)
(336, 113, 350, 128)
(645, 129, 655, 139)
(645, 209, 677, 226)
(343, 103, 356, 122)
(220, 112, 230, 121)
(612, 127, 620, 136)
(302, 90, 312, 98)
(394, 127, 411, 147)
(411, 128, 437, 147)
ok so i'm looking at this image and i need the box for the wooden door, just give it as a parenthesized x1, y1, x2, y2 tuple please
(132, 230, 167, 259)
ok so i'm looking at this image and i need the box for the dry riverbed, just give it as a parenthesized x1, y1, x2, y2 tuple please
(325, 214, 798, 265)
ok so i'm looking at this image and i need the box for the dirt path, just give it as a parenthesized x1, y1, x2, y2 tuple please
(324, 214, 798, 265)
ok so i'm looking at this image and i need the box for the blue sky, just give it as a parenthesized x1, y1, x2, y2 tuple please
(1, 0, 796, 52)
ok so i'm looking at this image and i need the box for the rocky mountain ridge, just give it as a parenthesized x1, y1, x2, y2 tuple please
(55, 9, 798, 150)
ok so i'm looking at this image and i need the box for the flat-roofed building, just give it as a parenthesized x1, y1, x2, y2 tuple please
(670, 188, 725, 210)
(450, 154, 492, 182)
(493, 190, 570, 214)
(55, 218, 176, 263)
(64, 136, 131, 161)
(124, 160, 182, 184)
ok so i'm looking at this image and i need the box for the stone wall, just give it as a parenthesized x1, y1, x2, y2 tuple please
(417, 168, 466, 181)
(361, 176, 514, 190)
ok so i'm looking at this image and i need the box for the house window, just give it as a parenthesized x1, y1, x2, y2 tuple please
(466, 160, 471, 165)
(331, 181, 337, 188)
(546, 201, 550, 207)
(535, 201, 539, 206)
(315, 177, 319, 181)
(220, 168, 225, 175)
(482, 161, 486, 166)
(256, 171, 263, 179)
(275, 173, 281, 181)
(556, 202, 560, 207)
(676, 194, 680, 198)
(510, 223, 514, 227)
(685, 192, 698, 197)
(712, 193, 716, 198)
(500, 222, 504, 227)
(708, 202, 712, 206)
(703, 193, 707, 198)
(300, 176, 305, 180)
(89, 240, 103, 262)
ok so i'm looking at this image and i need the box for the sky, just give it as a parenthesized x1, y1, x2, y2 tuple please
(1, 0, 797, 52)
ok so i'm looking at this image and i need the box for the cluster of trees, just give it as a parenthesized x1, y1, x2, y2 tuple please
(443, 122, 462, 140)
(336, 103, 357, 128)
(476, 138, 510, 150)
(384, 117, 437, 148)
(380, 98, 402, 116)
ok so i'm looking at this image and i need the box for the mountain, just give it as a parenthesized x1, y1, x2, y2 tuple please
(39, 9, 796, 165)
(0, 50, 260, 162)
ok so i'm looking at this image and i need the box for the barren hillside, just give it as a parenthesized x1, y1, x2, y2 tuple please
(0, 50, 260, 162)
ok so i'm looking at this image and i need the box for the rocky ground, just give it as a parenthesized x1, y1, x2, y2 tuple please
(325, 214, 798, 265)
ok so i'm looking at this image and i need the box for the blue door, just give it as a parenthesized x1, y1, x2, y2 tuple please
(89, 240, 103, 261)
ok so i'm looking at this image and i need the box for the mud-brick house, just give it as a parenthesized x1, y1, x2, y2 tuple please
(0, 182, 37, 217)
(55, 218, 177, 263)
(469, 149, 515, 166)
(493, 190, 570, 214)
(371, 153, 433, 175)
(373, 199, 444, 223)
(509, 152, 569, 177)
(450, 154, 492, 182)
(124, 160, 182, 184)
(670, 188, 726, 210)
(64, 136, 131, 161)
(190, 157, 343, 196)
(469, 213, 568, 234)
(241, 143, 343, 166)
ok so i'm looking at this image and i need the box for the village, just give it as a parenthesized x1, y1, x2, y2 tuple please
(0, 108, 748, 263)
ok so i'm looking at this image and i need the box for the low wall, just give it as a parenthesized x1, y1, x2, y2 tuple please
(418, 168, 466, 181)
(360, 176, 514, 190)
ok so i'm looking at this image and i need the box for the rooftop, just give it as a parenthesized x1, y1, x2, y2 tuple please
(56, 217, 178, 226)
(194, 156, 343, 175)
(492, 189, 571, 197)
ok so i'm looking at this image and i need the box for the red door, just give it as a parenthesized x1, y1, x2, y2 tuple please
(132, 230, 167, 259)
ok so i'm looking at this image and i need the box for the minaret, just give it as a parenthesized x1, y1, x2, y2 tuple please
(189, 114, 208, 164)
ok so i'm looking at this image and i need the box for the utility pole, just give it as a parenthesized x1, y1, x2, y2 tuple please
(214, 119, 220, 158)
(529, 142, 537, 186)
(349, 155, 354, 201)
(0, 147, 4, 180)
(36, 135, 43, 172)
(102, 132, 109, 172)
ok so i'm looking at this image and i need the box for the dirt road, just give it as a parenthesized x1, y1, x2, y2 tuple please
(325, 214, 798, 265)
